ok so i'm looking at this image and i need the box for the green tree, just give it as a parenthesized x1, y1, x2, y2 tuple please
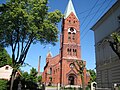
(22, 68, 38, 83)
(0, 46, 12, 67)
(87, 69, 96, 87)
(37, 75, 42, 84)
(20, 68, 39, 89)
(73, 60, 85, 90)
(21, 71, 29, 81)
(0, 0, 63, 89)
(108, 32, 120, 59)
(29, 67, 38, 82)
(0, 79, 8, 90)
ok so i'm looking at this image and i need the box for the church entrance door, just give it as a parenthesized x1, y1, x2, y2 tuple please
(68, 76, 75, 85)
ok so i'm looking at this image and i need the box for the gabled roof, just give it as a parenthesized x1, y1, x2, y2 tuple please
(64, 0, 78, 19)
(46, 51, 52, 58)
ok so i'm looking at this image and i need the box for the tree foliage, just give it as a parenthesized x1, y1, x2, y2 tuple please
(0, 0, 63, 68)
(87, 69, 96, 83)
(108, 32, 120, 59)
(19, 68, 40, 90)
(0, 46, 12, 67)
(22, 67, 38, 83)
(0, 79, 8, 90)
(0, 0, 63, 89)
(29, 67, 38, 82)
(21, 71, 29, 80)
(37, 75, 42, 84)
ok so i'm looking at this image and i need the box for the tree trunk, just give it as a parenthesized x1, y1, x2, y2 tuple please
(81, 74, 85, 90)
(10, 69, 16, 90)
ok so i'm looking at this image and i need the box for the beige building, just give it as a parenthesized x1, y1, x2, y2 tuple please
(0, 65, 13, 80)
(91, 0, 120, 89)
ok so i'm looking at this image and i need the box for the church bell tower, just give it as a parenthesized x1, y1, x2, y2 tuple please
(60, 0, 82, 86)
(60, 0, 81, 61)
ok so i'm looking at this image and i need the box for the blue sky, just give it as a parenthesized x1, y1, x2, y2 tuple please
(0, 0, 117, 72)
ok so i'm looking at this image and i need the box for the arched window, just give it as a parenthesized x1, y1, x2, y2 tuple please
(73, 21, 76, 23)
(68, 27, 76, 42)
(68, 32, 71, 41)
(5, 66, 9, 70)
(50, 68, 52, 75)
(73, 49, 77, 56)
(70, 63, 74, 68)
(70, 27, 74, 32)
(72, 33, 75, 41)
(69, 20, 71, 23)
(67, 48, 70, 55)
(67, 48, 72, 55)
(75, 49, 77, 56)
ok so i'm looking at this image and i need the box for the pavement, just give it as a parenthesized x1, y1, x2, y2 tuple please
(46, 87, 57, 90)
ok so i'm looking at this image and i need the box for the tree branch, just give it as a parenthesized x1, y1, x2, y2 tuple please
(21, 30, 25, 54)
(21, 39, 32, 65)
(15, 27, 20, 62)
(109, 41, 120, 59)
(73, 61, 79, 72)
(18, 37, 33, 65)
(11, 34, 15, 66)
(15, 42, 20, 62)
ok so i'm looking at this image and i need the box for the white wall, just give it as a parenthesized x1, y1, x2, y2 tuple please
(0, 65, 13, 80)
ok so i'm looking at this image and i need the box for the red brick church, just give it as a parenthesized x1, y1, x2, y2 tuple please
(42, 0, 90, 87)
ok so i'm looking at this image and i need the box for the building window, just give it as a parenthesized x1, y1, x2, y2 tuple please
(5, 66, 9, 70)
(56, 69, 57, 73)
(67, 48, 71, 55)
(68, 27, 76, 42)
(68, 32, 71, 41)
(67, 48, 70, 55)
(70, 27, 74, 32)
(69, 20, 71, 23)
(70, 63, 74, 69)
(73, 49, 77, 56)
(75, 49, 77, 56)
(72, 33, 75, 41)
(50, 68, 52, 75)
(73, 21, 75, 23)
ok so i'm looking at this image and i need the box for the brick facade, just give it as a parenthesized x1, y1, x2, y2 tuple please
(42, 0, 90, 87)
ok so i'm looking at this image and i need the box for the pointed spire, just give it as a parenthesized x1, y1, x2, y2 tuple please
(64, 0, 78, 19)
(47, 51, 52, 58)
(47, 47, 52, 58)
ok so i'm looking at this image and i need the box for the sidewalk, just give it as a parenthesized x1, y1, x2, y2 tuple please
(46, 87, 57, 90)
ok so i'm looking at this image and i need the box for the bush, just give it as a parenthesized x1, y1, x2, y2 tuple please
(0, 79, 8, 90)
